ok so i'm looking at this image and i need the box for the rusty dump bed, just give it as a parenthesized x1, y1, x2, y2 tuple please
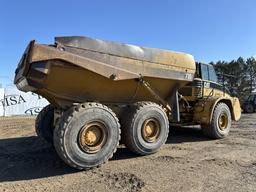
(14, 36, 196, 108)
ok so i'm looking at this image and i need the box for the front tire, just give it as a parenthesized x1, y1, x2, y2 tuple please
(53, 103, 120, 170)
(121, 102, 169, 155)
(202, 102, 231, 139)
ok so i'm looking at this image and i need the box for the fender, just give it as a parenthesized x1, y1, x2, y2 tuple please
(194, 96, 241, 125)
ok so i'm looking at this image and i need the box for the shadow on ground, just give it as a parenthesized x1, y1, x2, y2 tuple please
(0, 126, 208, 182)
(0, 136, 78, 182)
(167, 126, 210, 144)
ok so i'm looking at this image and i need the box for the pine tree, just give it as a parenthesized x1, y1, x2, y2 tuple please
(211, 57, 252, 103)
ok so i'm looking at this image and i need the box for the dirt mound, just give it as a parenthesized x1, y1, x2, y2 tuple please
(101, 172, 145, 192)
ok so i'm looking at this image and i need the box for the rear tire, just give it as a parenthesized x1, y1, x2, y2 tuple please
(35, 104, 54, 143)
(121, 102, 169, 155)
(202, 102, 231, 139)
(53, 103, 120, 170)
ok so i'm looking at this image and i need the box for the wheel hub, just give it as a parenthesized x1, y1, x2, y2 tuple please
(142, 118, 160, 143)
(78, 122, 107, 153)
(218, 113, 228, 130)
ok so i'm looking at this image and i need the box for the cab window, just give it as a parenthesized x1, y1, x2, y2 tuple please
(200, 64, 218, 82)
(208, 66, 218, 82)
(201, 64, 209, 80)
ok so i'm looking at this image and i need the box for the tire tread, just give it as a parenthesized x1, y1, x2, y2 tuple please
(121, 101, 169, 155)
(54, 102, 120, 170)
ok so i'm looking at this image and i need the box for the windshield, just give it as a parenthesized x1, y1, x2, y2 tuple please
(208, 65, 218, 82)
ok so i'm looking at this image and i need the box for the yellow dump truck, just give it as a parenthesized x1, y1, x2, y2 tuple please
(14, 36, 241, 170)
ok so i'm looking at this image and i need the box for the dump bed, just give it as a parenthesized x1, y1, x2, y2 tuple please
(14, 36, 196, 108)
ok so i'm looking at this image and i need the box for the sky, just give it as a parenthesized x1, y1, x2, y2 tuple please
(0, 0, 256, 87)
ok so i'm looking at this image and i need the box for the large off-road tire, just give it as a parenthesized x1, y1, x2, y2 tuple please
(202, 102, 231, 139)
(53, 103, 120, 170)
(35, 104, 54, 143)
(121, 102, 169, 155)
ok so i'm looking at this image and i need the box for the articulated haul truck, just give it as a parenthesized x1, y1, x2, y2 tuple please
(14, 36, 241, 169)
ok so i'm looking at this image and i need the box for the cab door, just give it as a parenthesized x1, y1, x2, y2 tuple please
(199, 63, 224, 97)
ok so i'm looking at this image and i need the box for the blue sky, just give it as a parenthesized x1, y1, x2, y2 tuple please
(0, 0, 256, 87)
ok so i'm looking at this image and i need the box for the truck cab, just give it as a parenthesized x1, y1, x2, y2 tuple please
(179, 63, 228, 101)
(178, 62, 241, 138)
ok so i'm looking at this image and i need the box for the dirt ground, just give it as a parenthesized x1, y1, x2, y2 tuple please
(0, 114, 255, 192)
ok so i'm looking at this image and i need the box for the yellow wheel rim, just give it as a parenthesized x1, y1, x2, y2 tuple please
(78, 122, 107, 153)
(218, 113, 228, 130)
(142, 118, 160, 143)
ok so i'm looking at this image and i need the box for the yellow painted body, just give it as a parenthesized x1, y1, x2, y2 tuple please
(15, 39, 196, 109)
(193, 96, 241, 124)
(36, 61, 186, 108)
(181, 78, 241, 124)
(14, 37, 241, 125)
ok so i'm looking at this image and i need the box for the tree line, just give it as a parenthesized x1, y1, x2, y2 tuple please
(210, 57, 256, 103)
